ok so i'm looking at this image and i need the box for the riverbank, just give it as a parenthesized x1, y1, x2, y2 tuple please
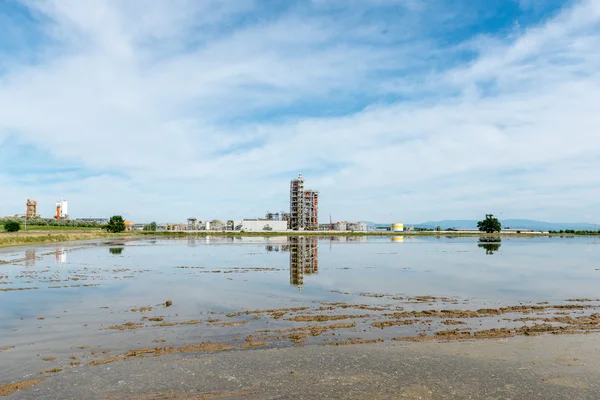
(5, 334, 599, 399)
(1, 229, 597, 248)
(0, 231, 121, 248)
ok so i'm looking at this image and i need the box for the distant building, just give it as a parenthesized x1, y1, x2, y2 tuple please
(391, 223, 404, 232)
(235, 219, 287, 232)
(347, 222, 368, 232)
(289, 174, 319, 231)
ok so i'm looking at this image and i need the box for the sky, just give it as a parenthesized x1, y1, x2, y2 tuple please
(1, 0, 599, 224)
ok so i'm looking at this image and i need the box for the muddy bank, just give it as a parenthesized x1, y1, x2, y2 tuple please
(7, 334, 600, 400)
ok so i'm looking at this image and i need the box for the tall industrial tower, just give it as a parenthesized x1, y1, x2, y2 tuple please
(289, 174, 319, 230)
(26, 199, 38, 218)
(290, 174, 305, 230)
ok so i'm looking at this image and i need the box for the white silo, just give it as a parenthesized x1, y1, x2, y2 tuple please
(60, 199, 68, 219)
(391, 223, 404, 232)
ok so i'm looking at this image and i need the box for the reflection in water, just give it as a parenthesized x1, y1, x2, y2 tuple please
(25, 249, 36, 266)
(187, 237, 197, 247)
(109, 247, 124, 255)
(391, 236, 404, 242)
(289, 237, 318, 290)
(478, 237, 502, 255)
(55, 248, 67, 264)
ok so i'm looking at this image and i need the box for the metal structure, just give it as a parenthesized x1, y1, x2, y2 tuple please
(187, 218, 197, 230)
(26, 199, 38, 218)
(289, 174, 319, 231)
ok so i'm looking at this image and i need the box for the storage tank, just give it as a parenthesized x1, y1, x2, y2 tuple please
(61, 199, 68, 219)
(391, 223, 404, 232)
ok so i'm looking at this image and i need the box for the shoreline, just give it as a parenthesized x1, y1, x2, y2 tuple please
(1, 229, 598, 248)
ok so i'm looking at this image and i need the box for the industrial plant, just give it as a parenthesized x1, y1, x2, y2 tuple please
(9, 174, 402, 232)
(289, 173, 319, 231)
(20, 198, 69, 220)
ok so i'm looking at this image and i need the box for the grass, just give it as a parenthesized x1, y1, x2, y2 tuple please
(0, 231, 124, 248)
(0, 225, 101, 232)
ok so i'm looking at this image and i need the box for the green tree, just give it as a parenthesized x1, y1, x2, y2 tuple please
(143, 222, 157, 231)
(435, 226, 441, 232)
(477, 214, 502, 233)
(4, 221, 21, 232)
(105, 215, 126, 233)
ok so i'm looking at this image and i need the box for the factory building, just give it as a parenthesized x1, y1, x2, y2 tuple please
(331, 221, 368, 232)
(26, 199, 38, 218)
(235, 219, 287, 232)
(55, 199, 68, 220)
(289, 174, 319, 231)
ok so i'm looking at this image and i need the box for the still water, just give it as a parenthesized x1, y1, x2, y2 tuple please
(1, 235, 599, 382)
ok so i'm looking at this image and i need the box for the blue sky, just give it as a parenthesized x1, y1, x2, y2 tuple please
(1, 0, 599, 223)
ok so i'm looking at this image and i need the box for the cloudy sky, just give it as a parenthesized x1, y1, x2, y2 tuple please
(1, 0, 599, 223)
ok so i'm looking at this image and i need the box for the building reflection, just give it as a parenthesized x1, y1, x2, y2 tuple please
(264, 237, 319, 290)
(55, 247, 67, 264)
(25, 249, 36, 266)
(289, 237, 318, 290)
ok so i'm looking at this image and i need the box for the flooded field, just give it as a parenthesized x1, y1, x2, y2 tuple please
(1, 235, 600, 385)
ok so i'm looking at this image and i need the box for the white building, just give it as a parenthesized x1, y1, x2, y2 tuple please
(236, 219, 288, 232)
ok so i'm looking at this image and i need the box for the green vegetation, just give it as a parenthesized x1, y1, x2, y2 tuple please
(105, 216, 126, 233)
(0, 216, 101, 228)
(0, 232, 125, 248)
(143, 222, 157, 231)
(548, 229, 600, 235)
(477, 214, 502, 233)
(4, 221, 21, 232)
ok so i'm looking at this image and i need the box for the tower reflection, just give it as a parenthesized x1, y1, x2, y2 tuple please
(265, 237, 319, 290)
(289, 237, 318, 290)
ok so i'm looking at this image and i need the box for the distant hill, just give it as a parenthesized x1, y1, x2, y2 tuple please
(413, 219, 599, 231)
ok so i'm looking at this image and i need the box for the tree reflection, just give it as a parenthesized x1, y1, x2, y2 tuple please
(478, 237, 501, 255)
(109, 247, 124, 255)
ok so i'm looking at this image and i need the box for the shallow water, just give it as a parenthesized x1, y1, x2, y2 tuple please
(1, 235, 599, 383)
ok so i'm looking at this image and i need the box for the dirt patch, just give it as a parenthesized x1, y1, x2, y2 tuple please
(0, 378, 46, 396)
(372, 319, 419, 329)
(441, 320, 466, 325)
(88, 356, 123, 366)
(129, 306, 153, 312)
(325, 338, 384, 346)
(0, 346, 15, 352)
(152, 320, 201, 327)
(227, 307, 309, 318)
(38, 368, 62, 374)
(288, 314, 370, 322)
(106, 322, 144, 330)
(215, 320, 248, 327)
(177, 343, 233, 353)
(42, 357, 56, 361)
(0, 287, 39, 292)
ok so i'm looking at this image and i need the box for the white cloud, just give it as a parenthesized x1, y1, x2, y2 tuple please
(0, 0, 599, 223)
